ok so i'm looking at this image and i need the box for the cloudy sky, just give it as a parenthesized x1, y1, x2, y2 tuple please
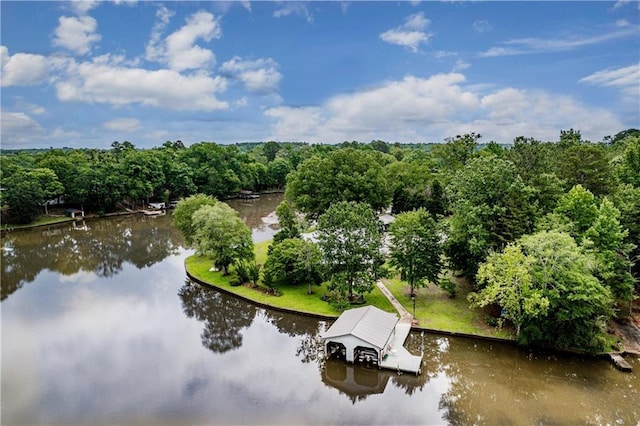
(1, 1, 638, 149)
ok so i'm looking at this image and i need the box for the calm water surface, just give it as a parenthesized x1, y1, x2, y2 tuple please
(2, 194, 639, 425)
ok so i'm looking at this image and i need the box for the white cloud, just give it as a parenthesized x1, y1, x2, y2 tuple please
(380, 12, 431, 52)
(69, 0, 100, 15)
(472, 20, 492, 33)
(1, 46, 49, 87)
(273, 2, 313, 22)
(165, 11, 220, 71)
(220, 57, 282, 93)
(478, 27, 638, 57)
(53, 15, 101, 55)
(146, 10, 221, 72)
(616, 19, 630, 27)
(51, 127, 81, 139)
(452, 59, 470, 72)
(613, 0, 630, 9)
(1, 112, 44, 145)
(56, 55, 228, 111)
(579, 63, 640, 102)
(103, 118, 141, 132)
(145, 5, 175, 63)
(264, 106, 325, 142)
(264, 73, 623, 144)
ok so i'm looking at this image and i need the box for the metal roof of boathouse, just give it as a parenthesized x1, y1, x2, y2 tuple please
(322, 306, 399, 349)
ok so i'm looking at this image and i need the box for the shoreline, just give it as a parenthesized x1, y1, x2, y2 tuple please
(184, 257, 639, 370)
(185, 260, 554, 348)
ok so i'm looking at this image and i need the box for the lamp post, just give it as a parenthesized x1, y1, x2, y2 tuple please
(411, 292, 416, 320)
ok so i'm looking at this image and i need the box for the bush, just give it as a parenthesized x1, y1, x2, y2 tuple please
(439, 277, 457, 298)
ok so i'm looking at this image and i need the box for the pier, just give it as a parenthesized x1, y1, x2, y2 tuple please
(321, 281, 423, 375)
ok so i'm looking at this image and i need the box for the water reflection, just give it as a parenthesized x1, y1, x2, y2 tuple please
(179, 280, 257, 353)
(1, 214, 183, 300)
(2, 195, 639, 425)
(226, 193, 283, 243)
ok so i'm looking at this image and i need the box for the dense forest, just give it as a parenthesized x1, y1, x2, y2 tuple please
(2, 129, 639, 350)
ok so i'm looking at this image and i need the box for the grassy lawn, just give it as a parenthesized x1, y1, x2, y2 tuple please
(185, 240, 395, 317)
(3, 215, 74, 230)
(383, 274, 514, 339)
(186, 240, 511, 339)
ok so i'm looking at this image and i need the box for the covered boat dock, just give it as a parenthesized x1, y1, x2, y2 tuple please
(321, 305, 422, 375)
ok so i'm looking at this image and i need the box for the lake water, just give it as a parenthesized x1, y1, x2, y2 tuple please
(2, 194, 639, 425)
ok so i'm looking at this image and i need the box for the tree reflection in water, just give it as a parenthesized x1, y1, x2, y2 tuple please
(1, 214, 183, 300)
(179, 280, 257, 353)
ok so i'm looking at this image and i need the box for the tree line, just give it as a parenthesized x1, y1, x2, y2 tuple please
(0, 140, 305, 223)
(3, 129, 639, 351)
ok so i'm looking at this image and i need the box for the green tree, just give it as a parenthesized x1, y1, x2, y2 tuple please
(5, 171, 45, 224)
(263, 238, 324, 294)
(556, 143, 616, 197)
(617, 136, 640, 188)
(445, 156, 537, 279)
(286, 148, 392, 218)
(191, 203, 254, 275)
(388, 209, 443, 296)
(272, 199, 301, 245)
(506, 138, 564, 215)
(552, 184, 599, 242)
(121, 150, 165, 207)
(30, 168, 64, 215)
(473, 231, 613, 351)
(263, 141, 281, 162)
(430, 133, 480, 172)
(317, 201, 383, 303)
(4, 168, 63, 222)
(472, 243, 547, 339)
(172, 194, 218, 246)
(266, 157, 291, 189)
(518, 231, 613, 351)
(584, 198, 635, 306)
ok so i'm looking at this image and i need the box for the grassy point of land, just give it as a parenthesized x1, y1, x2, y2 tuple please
(186, 240, 396, 317)
(186, 240, 512, 341)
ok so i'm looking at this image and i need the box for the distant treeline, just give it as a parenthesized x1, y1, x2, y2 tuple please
(1, 129, 638, 227)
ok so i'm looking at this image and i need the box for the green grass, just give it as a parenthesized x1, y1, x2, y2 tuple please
(186, 240, 395, 317)
(186, 241, 510, 339)
(383, 274, 514, 339)
(3, 215, 74, 230)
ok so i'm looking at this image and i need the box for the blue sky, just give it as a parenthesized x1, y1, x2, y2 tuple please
(1, 1, 638, 149)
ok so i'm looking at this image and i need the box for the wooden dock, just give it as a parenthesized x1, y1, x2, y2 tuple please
(375, 281, 423, 375)
(379, 321, 422, 375)
(609, 353, 633, 372)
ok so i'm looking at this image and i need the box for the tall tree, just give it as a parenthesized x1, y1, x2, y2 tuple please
(472, 231, 613, 351)
(445, 156, 537, 279)
(551, 184, 599, 242)
(388, 209, 443, 296)
(317, 201, 383, 303)
(172, 194, 218, 246)
(286, 148, 392, 218)
(191, 203, 254, 275)
(617, 136, 640, 188)
(472, 243, 547, 339)
(584, 198, 636, 306)
(556, 143, 616, 197)
(262, 238, 324, 294)
(272, 199, 302, 245)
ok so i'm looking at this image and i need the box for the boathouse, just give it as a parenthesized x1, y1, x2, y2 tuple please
(322, 306, 398, 365)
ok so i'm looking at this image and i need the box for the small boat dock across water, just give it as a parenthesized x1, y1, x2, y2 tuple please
(321, 305, 423, 375)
